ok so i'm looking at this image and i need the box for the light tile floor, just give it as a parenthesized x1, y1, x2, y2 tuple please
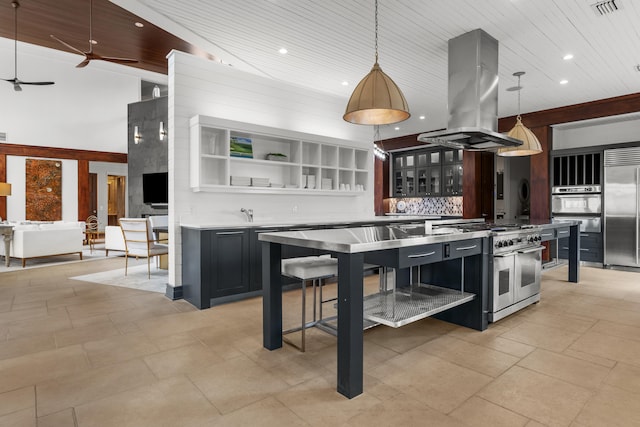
(1, 259, 640, 426)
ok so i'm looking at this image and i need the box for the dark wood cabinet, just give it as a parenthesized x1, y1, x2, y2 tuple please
(393, 148, 462, 197)
(558, 231, 602, 263)
(394, 153, 416, 197)
(182, 227, 250, 308)
(210, 229, 250, 299)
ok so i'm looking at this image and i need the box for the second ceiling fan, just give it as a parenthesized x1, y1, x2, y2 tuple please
(51, 0, 138, 68)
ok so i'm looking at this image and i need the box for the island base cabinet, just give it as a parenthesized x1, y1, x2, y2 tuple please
(182, 227, 250, 309)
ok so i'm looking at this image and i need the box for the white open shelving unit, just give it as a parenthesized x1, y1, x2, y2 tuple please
(190, 115, 370, 195)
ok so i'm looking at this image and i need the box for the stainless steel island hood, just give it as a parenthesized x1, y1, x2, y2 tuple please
(417, 29, 522, 150)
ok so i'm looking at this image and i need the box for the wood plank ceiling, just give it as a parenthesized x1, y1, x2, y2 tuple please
(114, 0, 640, 139)
(0, 0, 213, 75)
(2, 0, 640, 139)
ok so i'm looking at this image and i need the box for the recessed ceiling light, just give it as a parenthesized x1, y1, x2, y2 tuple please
(394, 127, 400, 131)
(341, 81, 348, 86)
(563, 53, 574, 60)
(560, 79, 569, 85)
(134, 22, 144, 28)
(419, 115, 425, 120)
(278, 48, 288, 55)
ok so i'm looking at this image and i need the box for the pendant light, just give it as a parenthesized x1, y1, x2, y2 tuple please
(498, 72, 542, 157)
(343, 0, 410, 125)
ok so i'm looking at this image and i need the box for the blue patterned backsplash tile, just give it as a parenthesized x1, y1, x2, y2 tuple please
(388, 197, 463, 216)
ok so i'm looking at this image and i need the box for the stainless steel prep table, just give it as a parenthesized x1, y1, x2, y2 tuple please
(259, 224, 491, 399)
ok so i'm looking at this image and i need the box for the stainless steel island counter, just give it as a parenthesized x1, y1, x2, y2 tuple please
(259, 223, 492, 399)
(259, 220, 581, 399)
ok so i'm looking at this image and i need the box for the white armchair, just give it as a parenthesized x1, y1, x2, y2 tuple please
(148, 215, 168, 242)
(118, 218, 168, 278)
(104, 226, 126, 256)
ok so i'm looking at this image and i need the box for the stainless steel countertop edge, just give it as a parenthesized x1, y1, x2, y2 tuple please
(258, 228, 491, 253)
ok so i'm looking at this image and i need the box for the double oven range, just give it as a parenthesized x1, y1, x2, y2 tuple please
(490, 225, 544, 322)
(456, 222, 545, 322)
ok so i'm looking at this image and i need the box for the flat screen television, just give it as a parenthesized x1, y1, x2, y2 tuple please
(142, 172, 168, 205)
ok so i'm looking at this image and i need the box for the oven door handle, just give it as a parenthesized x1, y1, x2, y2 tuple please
(517, 246, 545, 254)
(493, 251, 517, 257)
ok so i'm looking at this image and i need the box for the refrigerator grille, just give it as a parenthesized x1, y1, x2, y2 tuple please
(604, 147, 640, 167)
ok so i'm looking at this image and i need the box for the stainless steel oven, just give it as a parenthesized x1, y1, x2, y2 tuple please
(490, 227, 544, 322)
(551, 185, 602, 215)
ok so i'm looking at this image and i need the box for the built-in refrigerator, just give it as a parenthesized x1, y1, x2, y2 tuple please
(604, 147, 640, 268)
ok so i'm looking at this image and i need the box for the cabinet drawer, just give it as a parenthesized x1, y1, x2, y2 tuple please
(398, 244, 443, 268)
(558, 238, 602, 263)
(445, 238, 482, 259)
(579, 232, 602, 250)
(579, 247, 602, 262)
(555, 227, 571, 239)
(540, 230, 556, 242)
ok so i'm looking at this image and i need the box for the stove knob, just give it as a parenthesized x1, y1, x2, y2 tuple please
(496, 241, 503, 248)
(536, 235, 542, 241)
(508, 240, 514, 246)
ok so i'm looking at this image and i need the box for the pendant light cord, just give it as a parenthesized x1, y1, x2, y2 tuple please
(374, 0, 378, 63)
(516, 73, 522, 120)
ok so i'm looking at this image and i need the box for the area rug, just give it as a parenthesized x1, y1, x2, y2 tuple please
(70, 264, 167, 293)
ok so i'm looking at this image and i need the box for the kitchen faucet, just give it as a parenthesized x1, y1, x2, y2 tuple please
(240, 208, 254, 222)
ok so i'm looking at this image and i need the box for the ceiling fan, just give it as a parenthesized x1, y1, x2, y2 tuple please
(50, 0, 138, 68)
(2, 1, 54, 91)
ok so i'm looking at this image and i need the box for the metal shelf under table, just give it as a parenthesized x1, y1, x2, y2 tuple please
(362, 284, 476, 328)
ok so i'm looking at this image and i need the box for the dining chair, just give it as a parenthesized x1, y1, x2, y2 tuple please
(85, 215, 99, 252)
(118, 218, 168, 279)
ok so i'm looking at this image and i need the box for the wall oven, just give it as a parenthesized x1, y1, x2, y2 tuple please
(490, 227, 544, 322)
(551, 185, 602, 215)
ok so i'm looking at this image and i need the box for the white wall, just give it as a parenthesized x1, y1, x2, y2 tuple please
(552, 113, 640, 150)
(167, 51, 375, 287)
(0, 37, 166, 153)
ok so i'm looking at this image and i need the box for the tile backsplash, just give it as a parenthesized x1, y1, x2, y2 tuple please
(387, 197, 463, 216)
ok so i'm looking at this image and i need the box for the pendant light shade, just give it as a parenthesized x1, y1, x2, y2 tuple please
(497, 115, 543, 157)
(343, 0, 409, 125)
(498, 71, 542, 157)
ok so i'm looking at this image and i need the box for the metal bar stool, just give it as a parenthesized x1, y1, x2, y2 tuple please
(281, 255, 338, 352)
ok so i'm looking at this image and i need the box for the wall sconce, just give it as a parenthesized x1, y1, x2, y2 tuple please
(159, 121, 167, 141)
(134, 126, 142, 144)
(0, 182, 11, 196)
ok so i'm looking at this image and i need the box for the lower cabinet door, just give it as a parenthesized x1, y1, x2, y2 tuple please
(211, 229, 250, 298)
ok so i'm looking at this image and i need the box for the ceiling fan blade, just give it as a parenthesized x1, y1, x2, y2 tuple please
(50, 34, 86, 56)
(76, 59, 91, 68)
(101, 57, 139, 64)
(20, 81, 55, 86)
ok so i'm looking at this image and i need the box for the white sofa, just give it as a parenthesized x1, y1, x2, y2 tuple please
(0, 222, 84, 267)
(104, 225, 126, 256)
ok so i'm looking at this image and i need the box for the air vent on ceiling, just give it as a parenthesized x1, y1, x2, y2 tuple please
(591, 0, 622, 15)
(0, 132, 6, 142)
